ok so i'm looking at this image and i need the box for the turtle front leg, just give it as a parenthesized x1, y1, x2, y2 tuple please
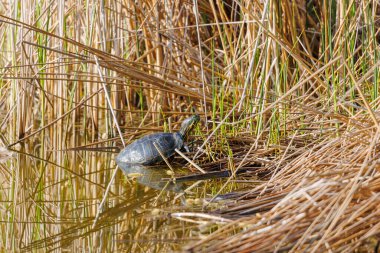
(182, 144, 190, 153)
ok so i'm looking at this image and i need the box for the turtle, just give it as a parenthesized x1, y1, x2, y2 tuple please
(115, 114, 200, 166)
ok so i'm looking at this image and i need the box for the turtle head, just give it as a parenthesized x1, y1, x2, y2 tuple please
(179, 114, 200, 138)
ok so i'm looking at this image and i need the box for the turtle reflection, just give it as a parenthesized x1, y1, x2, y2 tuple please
(117, 162, 184, 192)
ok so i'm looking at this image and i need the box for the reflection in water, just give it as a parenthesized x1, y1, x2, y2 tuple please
(117, 162, 241, 193)
(8, 148, 193, 252)
(4, 143, 242, 252)
(117, 161, 184, 192)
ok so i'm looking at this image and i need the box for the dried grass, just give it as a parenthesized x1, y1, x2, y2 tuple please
(186, 117, 380, 252)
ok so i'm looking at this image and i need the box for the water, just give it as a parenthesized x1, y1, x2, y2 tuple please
(0, 136, 235, 252)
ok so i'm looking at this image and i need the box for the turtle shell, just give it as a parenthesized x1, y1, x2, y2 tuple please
(115, 132, 184, 165)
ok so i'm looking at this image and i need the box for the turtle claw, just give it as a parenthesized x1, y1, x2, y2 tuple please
(183, 145, 190, 153)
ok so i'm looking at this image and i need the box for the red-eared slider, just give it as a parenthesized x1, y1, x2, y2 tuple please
(115, 115, 200, 166)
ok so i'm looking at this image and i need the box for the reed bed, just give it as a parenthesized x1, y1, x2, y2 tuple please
(0, 0, 379, 252)
(187, 116, 380, 252)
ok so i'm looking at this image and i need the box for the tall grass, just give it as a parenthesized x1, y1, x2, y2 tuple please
(0, 0, 380, 252)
